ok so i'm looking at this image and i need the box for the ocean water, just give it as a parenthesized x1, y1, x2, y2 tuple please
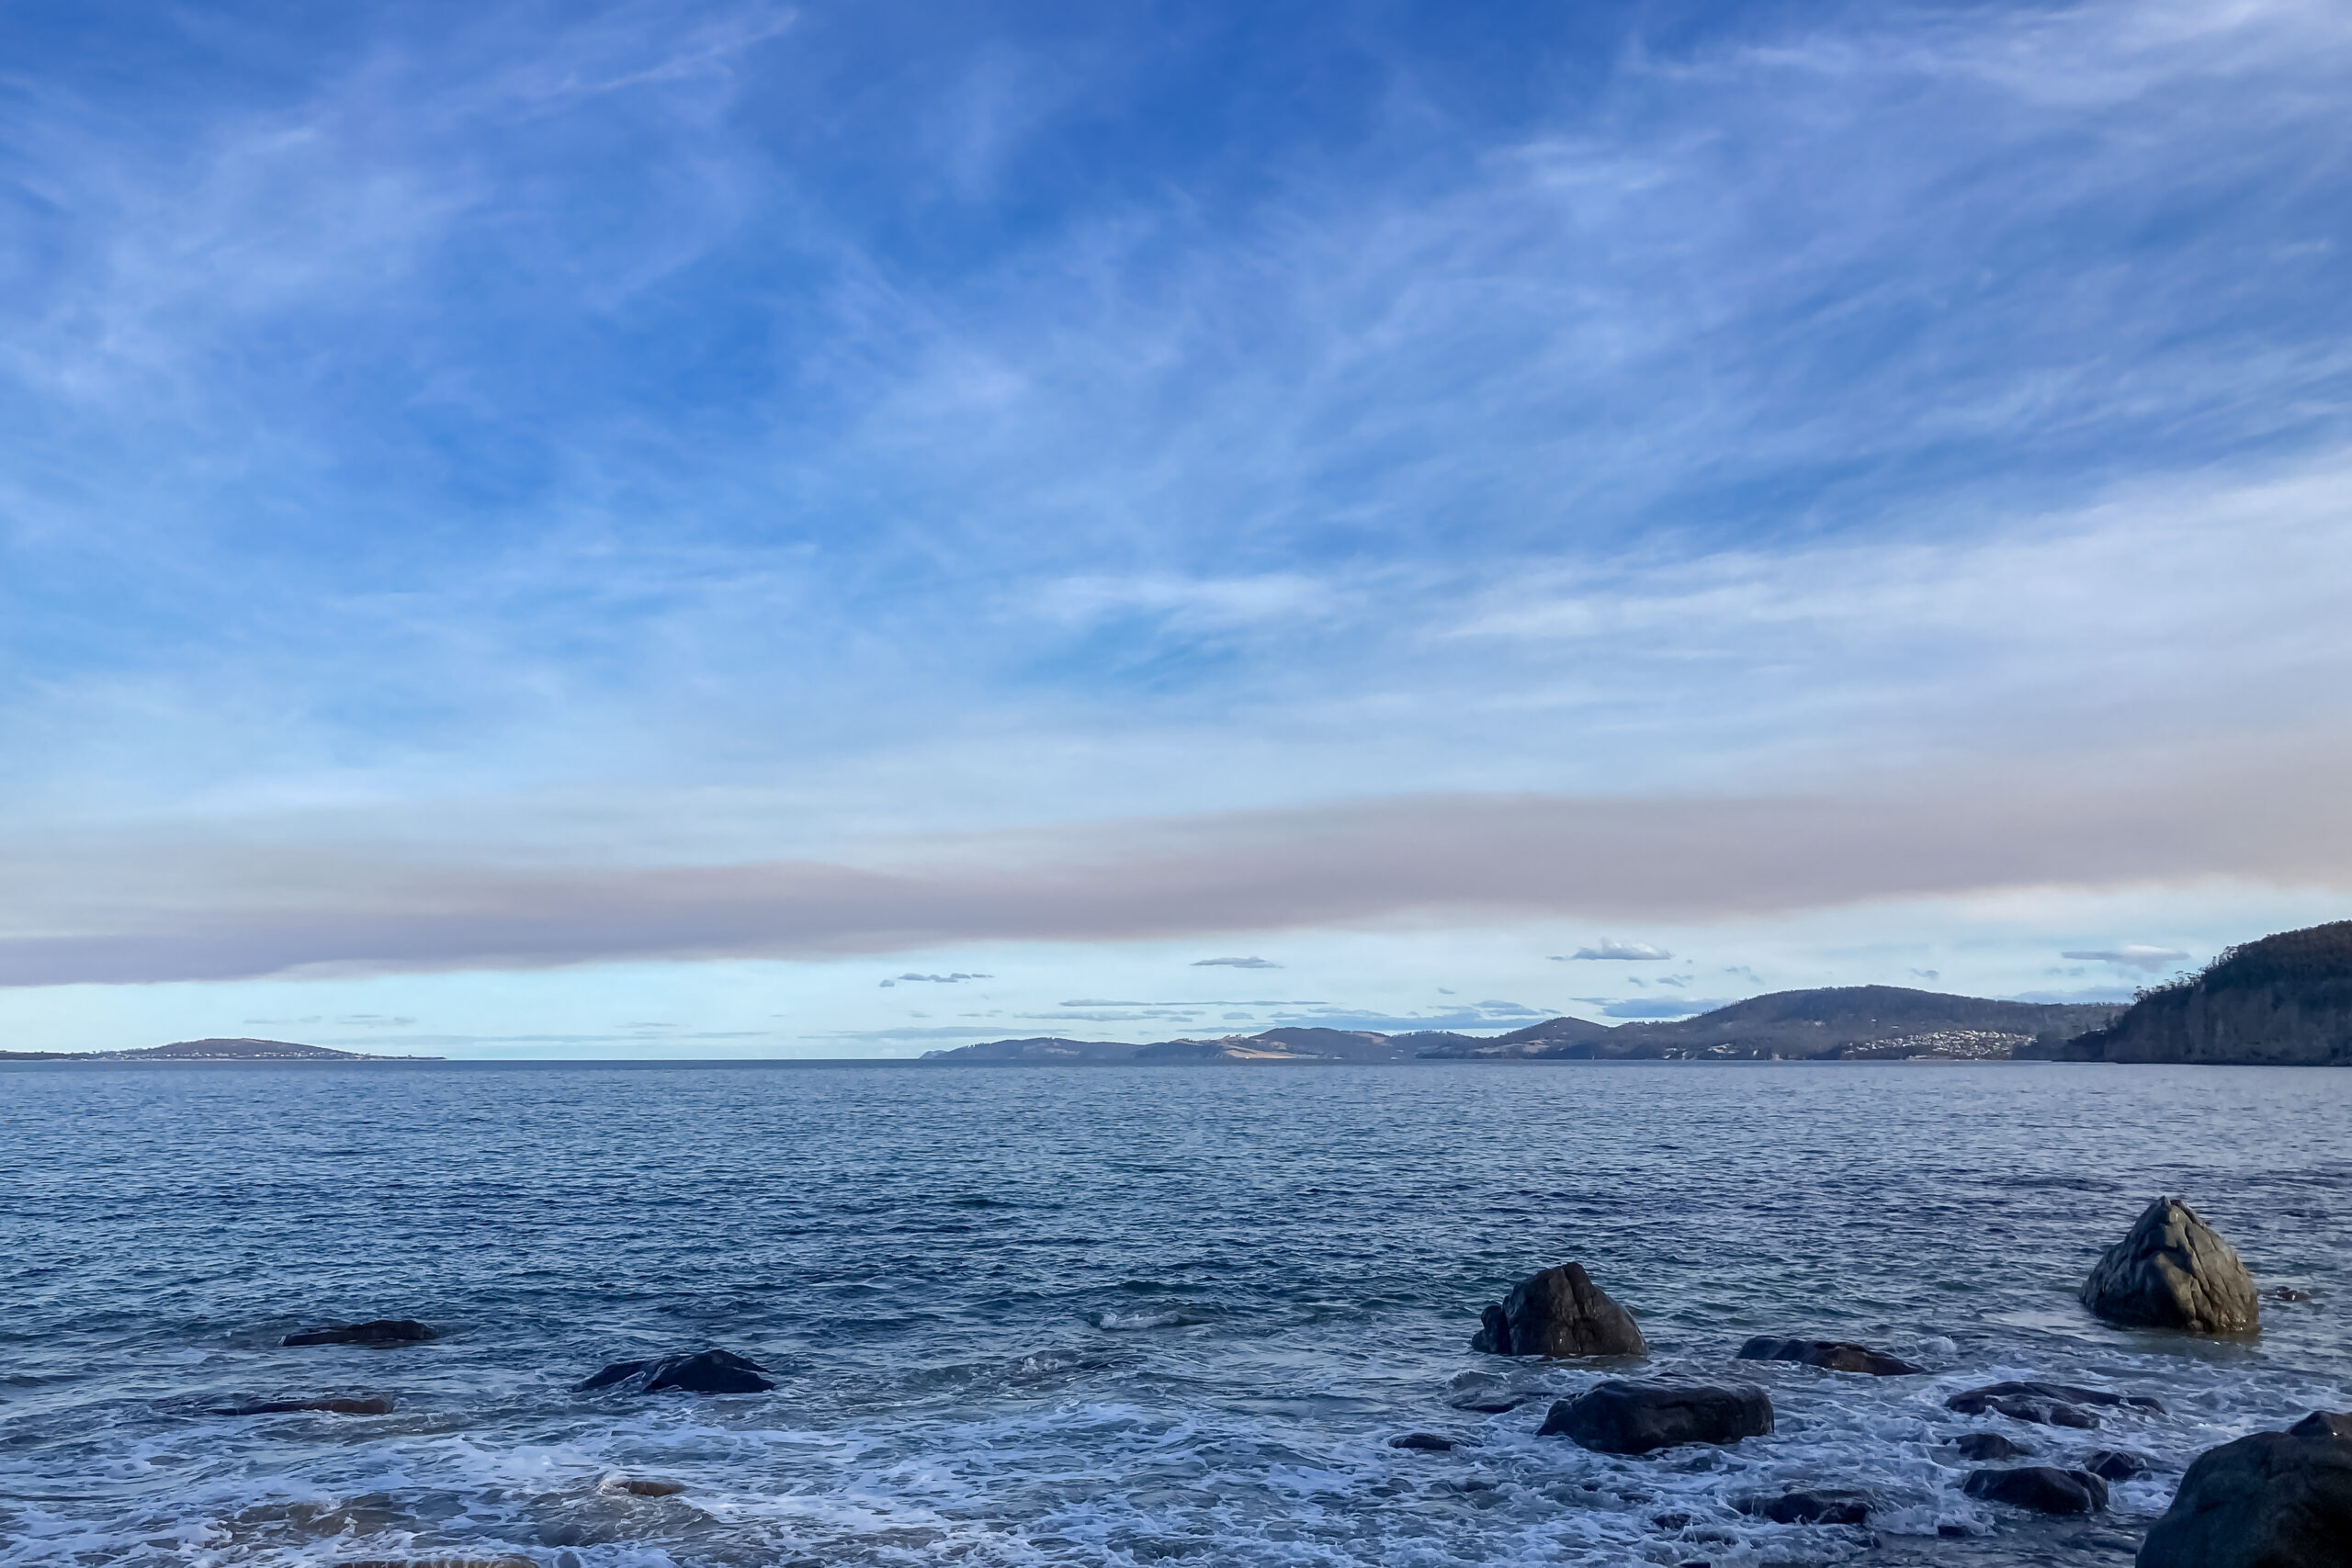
(2, 1061, 2347, 1568)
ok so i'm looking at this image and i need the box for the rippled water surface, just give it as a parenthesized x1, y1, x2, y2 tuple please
(3, 1060, 2348, 1567)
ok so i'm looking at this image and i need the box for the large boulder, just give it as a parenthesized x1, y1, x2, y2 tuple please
(1469, 1263, 1645, 1358)
(573, 1349, 775, 1393)
(2081, 1197, 2259, 1335)
(1963, 1465, 2109, 1514)
(1538, 1380, 1772, 1454)
(283, 1318, 435, 1348)
(1736, 1336, 1923, 1375)
(2137, 1411, 2352, 1568)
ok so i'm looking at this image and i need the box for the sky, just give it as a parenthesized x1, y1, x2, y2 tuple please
(3, 0, 2348, 1056)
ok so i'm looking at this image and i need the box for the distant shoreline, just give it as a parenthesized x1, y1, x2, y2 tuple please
(5, 1055, 2335, 1069)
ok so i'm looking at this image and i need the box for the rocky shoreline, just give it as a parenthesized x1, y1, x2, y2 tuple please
(193, 1194, 2345, 1568)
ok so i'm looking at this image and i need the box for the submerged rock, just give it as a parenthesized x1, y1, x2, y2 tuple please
(573, 1349, 775, 1394)
(1469, 1263, 1645, 1358)
(1451, 1393, 1530, 1414)
(2137, 1410, 2352, 1568)
(1736, 1337, 1923, 1376)
(2080, 1197, 2259, 1335)
(1944, 1381, 2163, 1428)
(1954, 1432, 2031, 1461)
(221, 1394, 394, 1416)
(282, 1319, 436, 1348)
(2084, 1449, 2153, 1482)
(1538, 1380, 1771, 1454)
(601, 1476, 687, 1496)
(1388, 1432, 1454, 1451)
(1738, 1489, 1871, 1525)
(1962, 1465, 2109, 1515)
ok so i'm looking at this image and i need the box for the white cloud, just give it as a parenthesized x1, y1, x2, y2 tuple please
(1559, 940, 1676, 960)
(2060, 944, 2195, 973)
(1192, 956, 1282, 969)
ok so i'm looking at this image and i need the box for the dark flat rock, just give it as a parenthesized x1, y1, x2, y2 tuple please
(1944, 1380, 2161, 1427)
(2080, 1196, 2259, 1335)
(1738, 1488, 1871, 1524)
(1736, 1336, 1924, 1376)
(1471, 1262, 1645, 1358)
(1388, 1432, 1454, 1451)
(1538, 1380, 1771, 1455)
(283, 1319, 435, 1348)
(222, 1394, 394, 1416)
(573, 1348, 775, 1394)
(1954, 1432, 2031, 1461)
(2140, 1410, 2352, 1568)
(1962, 1465, 2109, 1514)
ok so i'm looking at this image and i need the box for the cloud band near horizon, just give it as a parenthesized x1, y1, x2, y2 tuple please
(6, 752, 2346, 987)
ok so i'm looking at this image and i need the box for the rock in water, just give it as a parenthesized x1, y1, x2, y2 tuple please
(1736, 1336, 1924, 1375)
(2137, 1411, 2352, 1568)
(1388, 1432, 1454, 1451)
(573, 1349, 775, 1393)
(1944, 1381, 2164, 1428)
(1469, 1263, 1645, 1358)
(1739, 1489, 1871, 1525)
(1955, 1432, 2031, 1461)
(601, 1476, 688, 1496)
(1963, 1465, 2109, 1515)
(2084, 1449, 2153, 1482)
(222, 1394, 394, 1416)
(282, 1319, 436, 1348)
(2080, 1197, 2259, 1335)
(1537, 1380, 1771, 1454)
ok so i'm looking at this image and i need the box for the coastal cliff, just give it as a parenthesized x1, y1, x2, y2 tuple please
(2033, 921, 2352, 1066)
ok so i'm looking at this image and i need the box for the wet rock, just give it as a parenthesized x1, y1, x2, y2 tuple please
(572, 1348, 775, 1394)
(1451, 1393, 1529, 1413)
(2080, 1197, 2259, 1335)
(1389, 1432, 1454, 1451)
(222, 1394, 394, 1416)
(2267, 1285, 2313, 1303)
(1954, 1432, 2031, 1461)
(1469, 1263, 1645, 1358)
(1944, 1381, 2162, 1427)
(600, 1476, 686, 1497)
(283, 1319, 436, 1348)
(1962, 1465, 2109, 1515)
(1739, 1489, 1871, 1525)
(2084, 1449, 2152, 1482)
(1736, 1337, 1923, 1376)
(1537, 1380, 1771, 1454)
(2138, 1411, 2352, 1568)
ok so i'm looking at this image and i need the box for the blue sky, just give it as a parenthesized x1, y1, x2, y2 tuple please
(3, 0, 2348, 1054)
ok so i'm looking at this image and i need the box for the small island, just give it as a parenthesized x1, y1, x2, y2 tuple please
(0, 1036, 443, 1062)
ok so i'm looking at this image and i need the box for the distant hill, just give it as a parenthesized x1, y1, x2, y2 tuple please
(0, 1037, 441, 1062)
(1419, 987, 2126, 1062)
(2028, 920, 2352, 1066)
(918, 992, 2120, 1065)
(923, 1028, 1442, 1064)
